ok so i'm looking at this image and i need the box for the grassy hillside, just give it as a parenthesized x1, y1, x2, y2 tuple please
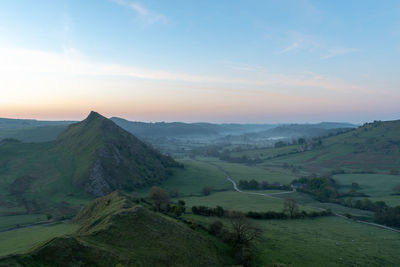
(0, 192, 232, 266)
(159, 158, 231, 196)
(186, 214, 400, 267)
(223, 120, 400, 174)
(0, 223, 79, 257)
(262, 120, 400, 172)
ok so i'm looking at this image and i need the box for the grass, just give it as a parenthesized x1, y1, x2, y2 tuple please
(159, 158, 231, 196)
(0, 192, 234, 266)
(0, 140, 91, 216)
(186, 214, 400, 267)
(0, 112, 178, 218)
(171, 158, 375, 218)
(220, 120, 400, 178)
(275, 192, 374, 218)
(260, 122, 400, 174)
(0, 222, 79, 257)
(200, 157, 296, 184)
(0, 125, 68, 143)
(353, 195, 400, 207)
(334, 173, 400, 197)
(230, 144, 302, 160)
(258, 216, 400, 266)
(181, 191, 319, 213)
(0, 214, 47, 230)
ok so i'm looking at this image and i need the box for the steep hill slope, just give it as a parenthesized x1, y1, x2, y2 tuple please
(0, 112, 179, 216)
(0, 192, 231, 267)
(56, 111, 179, 196)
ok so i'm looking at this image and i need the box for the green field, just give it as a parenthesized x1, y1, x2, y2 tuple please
(160, 159, 231, 196)
(0, 215, 47, 230)
(353, 195, 400, 208)
(199, 157, 297, 184)
(230, 144, 301, 159)
(166, 158, 377, 218)
(0, 222, 79, 257)
(334, 173, 400, 197)
(181, 190, 319, 213)
(259, 216, 400, 266)
(186, 214, 400, 267)
(275, 191, 374, 218)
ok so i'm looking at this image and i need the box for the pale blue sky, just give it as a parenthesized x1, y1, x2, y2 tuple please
(0, 0, 399, 123)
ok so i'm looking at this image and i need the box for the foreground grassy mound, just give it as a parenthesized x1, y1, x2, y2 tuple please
(0, 192, 232, 267)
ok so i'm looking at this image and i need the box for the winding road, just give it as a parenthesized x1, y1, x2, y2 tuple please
(203, 160, 400, 234)
(213, 163, 296, 198)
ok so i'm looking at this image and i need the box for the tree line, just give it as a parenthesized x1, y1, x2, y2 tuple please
(291, 176, 400, 228)
(191, 198, 332, 221)
(238, 179, 291, 191)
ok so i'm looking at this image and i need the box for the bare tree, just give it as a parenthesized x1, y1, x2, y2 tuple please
(228, 212, 263, 266)
(149, 186, 170, 211)
(393, 184, 400, 195)
(283, 198, 299, 218)
(202, 186, 212, 196)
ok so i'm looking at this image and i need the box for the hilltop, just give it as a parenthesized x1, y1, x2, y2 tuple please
(0, 192, 231, 267)
(0, 112, 179, 217)
(56, 111, 179, 196)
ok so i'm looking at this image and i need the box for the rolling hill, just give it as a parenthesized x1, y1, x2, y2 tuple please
(0, 192, 231, 267)
(0, 112, 179, 216)
(230, 119, 400, 173)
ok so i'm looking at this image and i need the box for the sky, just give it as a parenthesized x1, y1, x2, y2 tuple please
(0, 0, 399, 123)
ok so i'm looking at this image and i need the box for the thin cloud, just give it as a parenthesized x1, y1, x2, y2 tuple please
(112, 0, 167, 24)
(280, 41, 302, 53)
(0, 46, 371, 95)
(279, 32, 319, 54)
(322, 47, 358, 59)
(278, 31, 357, 59)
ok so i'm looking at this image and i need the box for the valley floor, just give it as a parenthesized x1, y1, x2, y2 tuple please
(1, 157, 399, 266)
